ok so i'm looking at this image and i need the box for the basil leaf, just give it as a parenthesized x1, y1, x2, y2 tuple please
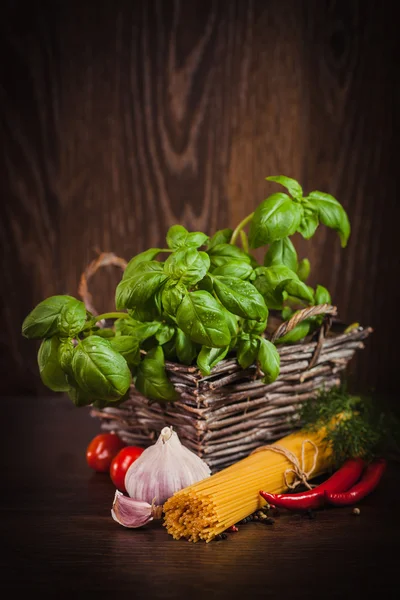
(187, 232, 209, 248)
(297, 258, 311, 282)
(315, 284, 331, 305)
(197, 274, 214, 293)
(67, 387, 92, 407)
(252, 265, 297, 309)
(164, 247, 210, 286)
(285, 278, 314, 304)
(67, 378, 94, 407)
(155, 324, 175, 345)
(243, 317, 268, 335)
(115, 316, 161, 341)
(252, 264, 314, 307)
(249, 193, 302, 248)
(307, 191, 351, 247)
(109, 335, 141, 367)
(207, 243, 251, 269)
(197, 345, 229, 376)
(264, 237, 298, 272)
(135, 346, 177, 402)
(266, 175, 303, 200)
(176, 290, 231, 348)
(161, 335, 177, 361)
(58, 298, 87, 337)
(91, 390, 130, 409)
(237, 334, 260, 369)
(298, 212, 319, 240)
(128, 299, 160, 322)
(213, 276, 268, 321)
(212, 261, 253, 280)
(223, 308, 239, 338)
(123, 248, 162, 280)
(93, 328, 116, 338)
(135, 323, 162, 343)
(166, 225, 189, 248)
(38, 337, 70, 392)
(72, 336, 131, 400)
(22, 295, 75, 339)
(115, 261, 167, 309)
(161, 282, 186, 317)
(115, 316, 143, 335)
(58, 338, 75, 375)
(157, 286, 167, 316)
(258, 338, 280, 383)
(166, 225, 208, 249)
(222, 308, 239, 350)
(175, 328, 197, 365)
(281, 306, 294, 321)
(274, 320, 311, 345)
(206, 228, 233, 250)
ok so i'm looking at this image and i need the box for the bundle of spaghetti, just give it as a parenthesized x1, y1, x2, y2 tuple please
(163, 426, 332, 542)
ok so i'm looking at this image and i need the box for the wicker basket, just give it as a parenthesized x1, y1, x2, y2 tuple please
(78, 252, 373, 472)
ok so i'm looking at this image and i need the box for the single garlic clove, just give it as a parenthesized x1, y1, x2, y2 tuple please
(111, 490, 161, 528)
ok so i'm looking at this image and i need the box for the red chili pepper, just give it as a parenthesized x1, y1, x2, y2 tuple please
(259, 457, 365, 511)
(324, 458, 387, 506)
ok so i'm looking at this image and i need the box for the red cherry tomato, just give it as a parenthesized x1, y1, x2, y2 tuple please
(110, 446, 145, 493)
(86, 432, 126, 473)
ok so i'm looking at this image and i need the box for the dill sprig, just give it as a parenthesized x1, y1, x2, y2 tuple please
(298, 385, 398, 468)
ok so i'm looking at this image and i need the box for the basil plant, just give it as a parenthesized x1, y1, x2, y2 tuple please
(22, 175, 350, 408)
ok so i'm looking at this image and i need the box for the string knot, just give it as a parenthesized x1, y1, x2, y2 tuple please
(251, 440, 319, 490)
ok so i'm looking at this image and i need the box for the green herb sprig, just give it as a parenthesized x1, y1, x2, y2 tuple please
(298, 385, 399, 467)
(22, 175, 351, 408)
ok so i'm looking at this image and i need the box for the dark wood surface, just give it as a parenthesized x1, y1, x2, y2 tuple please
(1, 0, 399, 400)
(1, 394, 398, 596)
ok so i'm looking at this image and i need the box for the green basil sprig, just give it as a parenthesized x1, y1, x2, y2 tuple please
(22, 175, 350, 408)
(235, 175, 350, 250)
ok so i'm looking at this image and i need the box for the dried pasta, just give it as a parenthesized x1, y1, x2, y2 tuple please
(163, 427, 332, 542)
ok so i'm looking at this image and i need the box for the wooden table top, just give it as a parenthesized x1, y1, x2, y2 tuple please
(1, 395, 398, 597)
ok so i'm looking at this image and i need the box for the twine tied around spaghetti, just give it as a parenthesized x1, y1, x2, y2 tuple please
(251, 440, 319, 490)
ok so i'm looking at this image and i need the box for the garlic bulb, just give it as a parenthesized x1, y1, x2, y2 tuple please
(124, 426, 211, 505)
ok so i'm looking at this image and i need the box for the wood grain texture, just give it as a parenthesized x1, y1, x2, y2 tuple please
(0, 0, 398, 397)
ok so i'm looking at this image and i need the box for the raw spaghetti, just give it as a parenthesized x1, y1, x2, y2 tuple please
(163, 427, 332, 542)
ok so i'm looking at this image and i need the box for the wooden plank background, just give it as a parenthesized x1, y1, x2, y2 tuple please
(1, 0, 398, 398)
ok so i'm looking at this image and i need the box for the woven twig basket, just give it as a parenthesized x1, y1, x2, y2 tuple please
(79, 252, 373, 472)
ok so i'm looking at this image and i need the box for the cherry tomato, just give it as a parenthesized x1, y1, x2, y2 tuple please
(86, 432, 126, 473)
(110, 446, 144, 493)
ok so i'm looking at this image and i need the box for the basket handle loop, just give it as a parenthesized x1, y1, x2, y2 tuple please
(78, 252, 127, 315)
(270, 303, 337, 343)
(270, 303, 337, 370)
